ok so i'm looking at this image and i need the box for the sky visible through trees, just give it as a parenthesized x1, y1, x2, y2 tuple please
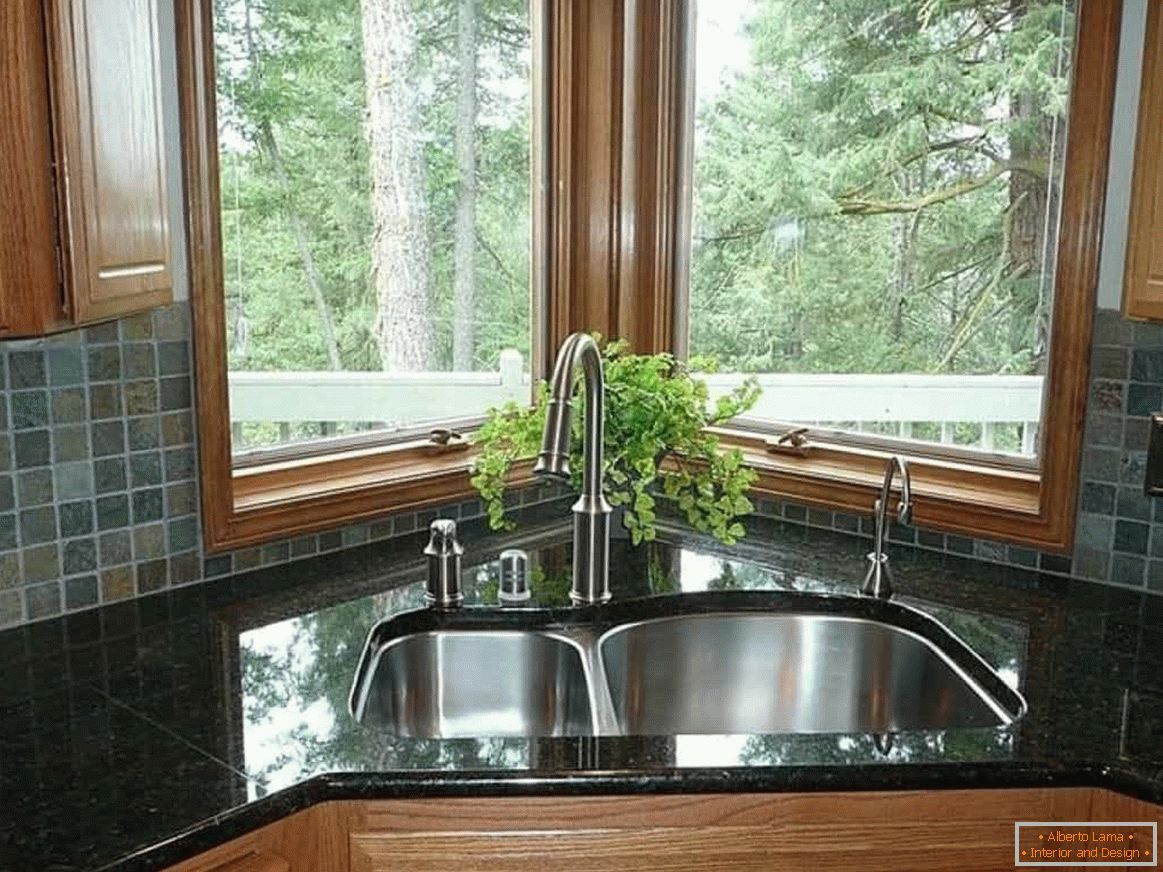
(216, 0, 1075, 454)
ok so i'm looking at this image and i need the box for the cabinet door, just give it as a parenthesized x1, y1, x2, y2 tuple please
(171, 851, 290, 872)
(161, 805, 348, 872)
(49, 0, 173, 324)
(350, 791, 1099, 872)
(1124, 0, 1163, 320)
(0, 0, 62, 335)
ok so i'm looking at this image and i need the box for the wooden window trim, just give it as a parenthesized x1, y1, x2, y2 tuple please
(180, 0, 1119, 554)
(642, 0, 1122, 553)
(178, 0, 635, 551)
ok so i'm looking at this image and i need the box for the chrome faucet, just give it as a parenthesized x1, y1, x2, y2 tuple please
(861, 455, 913, 600)
(534, 333, 612, 605)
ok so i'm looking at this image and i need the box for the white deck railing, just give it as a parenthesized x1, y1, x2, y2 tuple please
(229, 349, 1043, 454)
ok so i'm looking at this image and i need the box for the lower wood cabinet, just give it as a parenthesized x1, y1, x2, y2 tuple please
(165, 789, 1163, 872)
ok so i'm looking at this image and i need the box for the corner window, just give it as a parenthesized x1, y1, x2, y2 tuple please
(213, 0, 535, 456)
(181, 0, 557, 549)
(182, 0, 1119, 553)
(688, 0, 1077, 459)
(646, 0, 1118, 551)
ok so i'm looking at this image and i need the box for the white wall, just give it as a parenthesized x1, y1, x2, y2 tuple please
(1096, 0, 1148, 310)
(157, 0, 189, 303)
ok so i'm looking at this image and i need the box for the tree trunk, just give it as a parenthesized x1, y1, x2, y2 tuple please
(1008, 93, 1052, 281)
(1007, 0, 1059, 369)
(890, 180, 921, 345)
(451, 0, 478, 371)
(361, 0, 434, 372)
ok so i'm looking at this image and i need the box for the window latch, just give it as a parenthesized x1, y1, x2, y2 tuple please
(766, 427, 811, 457)
(423, 428, 469, 454)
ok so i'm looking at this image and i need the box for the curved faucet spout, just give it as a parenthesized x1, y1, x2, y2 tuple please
(534, 333, 612, 604)
(534, 333, 605, 496)
(876, 455, 912, 530)
(862, 455, 913, 599)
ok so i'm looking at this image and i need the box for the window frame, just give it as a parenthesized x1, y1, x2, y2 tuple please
(653, 0, 1123, 552)
(178, 0, 642, 551)
(179, 0, 1121, 554)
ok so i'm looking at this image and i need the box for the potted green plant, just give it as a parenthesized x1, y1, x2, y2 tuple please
(471, 339, 762, 545)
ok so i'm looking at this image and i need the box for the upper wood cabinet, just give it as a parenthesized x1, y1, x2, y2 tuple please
(49, 0, 174, 322)
(0, 0, 173, 337)
(1123, 0, 1163, 320)
(0, 1, 61, 334)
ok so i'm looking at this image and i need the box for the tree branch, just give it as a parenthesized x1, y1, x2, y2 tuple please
(474, 229, 520, 292)
(837, 158, 1045, 216)
(932, 196, 1022, 372)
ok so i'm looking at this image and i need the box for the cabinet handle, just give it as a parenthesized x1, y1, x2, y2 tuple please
(207, 851, 291, 872)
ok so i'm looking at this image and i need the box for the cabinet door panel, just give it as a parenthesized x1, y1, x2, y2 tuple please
(1124, 0, 1163, 320)
(0, 0, 61, 335)
(351, 823, 1017, 872)
(351, 790, 1104, 872)
(50, 0, 173, 323)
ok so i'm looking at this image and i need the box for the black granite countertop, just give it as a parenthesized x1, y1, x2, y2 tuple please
(1, 504, 1161, 871)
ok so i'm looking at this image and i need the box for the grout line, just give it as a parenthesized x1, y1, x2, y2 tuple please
(86, 680, 265, 788)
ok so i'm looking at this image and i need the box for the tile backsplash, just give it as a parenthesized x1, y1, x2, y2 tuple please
(0, 302, 1159, 629)
(0, 304, 565, 629)
(0, 307, 198, 626)
(1072, 309, 1163, 589)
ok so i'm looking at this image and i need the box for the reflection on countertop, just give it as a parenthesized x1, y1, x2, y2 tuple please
(1, 504, 1161, 870)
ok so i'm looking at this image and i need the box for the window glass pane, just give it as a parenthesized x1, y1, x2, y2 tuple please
(688, 0, 1076, 457)
(215, 0, 534, 455)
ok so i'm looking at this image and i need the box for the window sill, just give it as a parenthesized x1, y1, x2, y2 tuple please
(204, 439, 533, 552)
(714, 427, 1065, 551)
(211, 424, 1058, 554)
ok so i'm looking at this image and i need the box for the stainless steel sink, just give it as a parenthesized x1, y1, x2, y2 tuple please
(351, 631, 597, 737)
(598, 613, 1013, 734)
(350, 596, 1024, 739)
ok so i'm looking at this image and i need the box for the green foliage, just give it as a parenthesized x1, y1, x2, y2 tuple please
(215, 0, 532, 379)
(471, 340, 761, 545)
(691, 0, 1074, 380)
(218, 0, 1074, 457)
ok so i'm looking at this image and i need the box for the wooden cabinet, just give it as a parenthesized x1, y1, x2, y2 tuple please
(164, 789, 1163, 872)
(49, 0, 174, 323)
(0, 0, 173, 337)
(162, 805, 345, 872)
(1123, 0, 1163, 320)
(0, 0, 61, 334)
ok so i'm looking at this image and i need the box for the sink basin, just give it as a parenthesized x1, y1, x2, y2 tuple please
(351, 631, 596, 737)
(599, 613, 1014, 734)
(350, 593, 1024, 739)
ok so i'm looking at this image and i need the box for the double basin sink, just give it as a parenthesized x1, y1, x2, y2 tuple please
(349, 592, 1025, 738)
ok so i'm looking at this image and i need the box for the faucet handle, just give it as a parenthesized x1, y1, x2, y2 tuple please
(424, 519, 463, 610)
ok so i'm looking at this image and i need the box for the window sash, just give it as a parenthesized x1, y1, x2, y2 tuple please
(180, 0, 633, 551)
(657, 0, 1121, 552)
(180, 0, 1120, 554)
